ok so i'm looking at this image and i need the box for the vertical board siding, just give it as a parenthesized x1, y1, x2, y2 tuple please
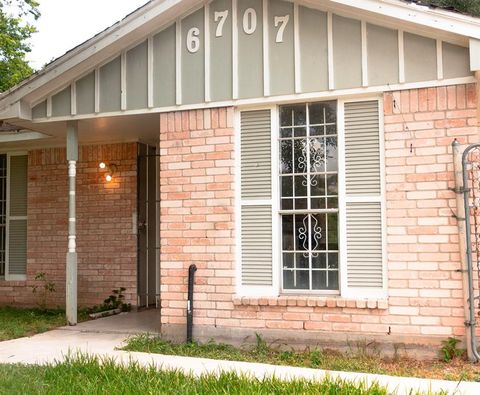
(126, 41, 148, 110)
(333, 15, 362, 90)
(181, 8, 205, 105)
(299, 7, 328, 93)
(152, 25, 176, 107)
(346, 202, 382, 288)
(268, 0, 294, 96)
(75, 72, 96, 115)
(404, 32, 437, 82)
(32, 101, 47, 119)
(51, 87, 71, 117)
(240, 110, 272, 199)
(99, 56, 122, 112)
(442, 42, 472, 79)
(241, 205, 272, 285)
(237, 0, 264, 99)
(367, 24, 399, 86)
(210, 0, 233, 102)
(344, 100, 381, 196)
(30, 1, 473, 120)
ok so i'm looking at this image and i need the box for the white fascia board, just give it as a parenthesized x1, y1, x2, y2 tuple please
(0, 132, 51, 143)
(0, 100, 31, 121)
(470, 38, 480, 71)
(0, 0, 200, 112)
(327, 0, 480, 39)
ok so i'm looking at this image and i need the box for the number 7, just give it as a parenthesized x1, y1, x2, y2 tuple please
(214, 10, 229, 37)
(274, 15, 289, 43)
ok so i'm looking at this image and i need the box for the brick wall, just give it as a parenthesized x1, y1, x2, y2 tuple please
(159, 108, 236, 327)
(0, 142, 137, 307)
(383, 84, 478, 337)
(160, 84, 479, 353)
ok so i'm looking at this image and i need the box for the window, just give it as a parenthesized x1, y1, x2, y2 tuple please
(279, 101, 339, 292)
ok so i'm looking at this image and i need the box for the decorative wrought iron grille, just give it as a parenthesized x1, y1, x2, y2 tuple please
(279, 101, 339, 291)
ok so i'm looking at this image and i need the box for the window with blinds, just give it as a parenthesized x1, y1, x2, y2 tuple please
(238, 99, 384, 297)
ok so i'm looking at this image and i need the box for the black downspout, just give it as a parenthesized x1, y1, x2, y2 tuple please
(187, 264, 197, 343)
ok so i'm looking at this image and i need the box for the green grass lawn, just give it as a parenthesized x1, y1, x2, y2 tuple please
(0, 354, 426, 395)
(122, 334, 480, 383)
(0, 307, 91, 341)
(0, 307, 68, 341)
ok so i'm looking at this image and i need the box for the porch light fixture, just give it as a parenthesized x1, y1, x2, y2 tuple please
(98, 162, 117, 182)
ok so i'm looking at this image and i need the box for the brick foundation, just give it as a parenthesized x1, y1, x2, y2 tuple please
(0, 142, 138, 307)
(159, 84, 479, 357)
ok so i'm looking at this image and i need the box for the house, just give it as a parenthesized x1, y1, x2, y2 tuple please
(1, 0, 480, 358)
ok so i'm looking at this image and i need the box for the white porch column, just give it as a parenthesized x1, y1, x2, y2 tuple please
(66, 121, 78, 325)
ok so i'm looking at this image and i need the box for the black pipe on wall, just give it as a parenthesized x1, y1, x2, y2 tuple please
(187, 264, 197, 343)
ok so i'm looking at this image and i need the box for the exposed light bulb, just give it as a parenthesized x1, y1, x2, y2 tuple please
(99, 162, 106, 169)
(105, 174, 112, 182)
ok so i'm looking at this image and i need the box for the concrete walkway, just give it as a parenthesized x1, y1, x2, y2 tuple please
(0, 320, 479, 394)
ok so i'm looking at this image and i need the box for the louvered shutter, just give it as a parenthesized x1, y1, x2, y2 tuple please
(8, 155, 28, 278)
(343, 100, 384, 295)
(240, 110, 273, 288)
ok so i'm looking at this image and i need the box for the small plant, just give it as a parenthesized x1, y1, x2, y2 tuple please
(310, 349, 323, 368)
(253, 333, 269, 356)
(31, 272, 56, 310)
(440, 337, 465, 362)
(89, 287, 131, 314)
(279, 350, 294, 362)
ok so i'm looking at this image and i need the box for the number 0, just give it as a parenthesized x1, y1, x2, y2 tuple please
(186, 27, 200, 53)
(243, 8, 257, 35)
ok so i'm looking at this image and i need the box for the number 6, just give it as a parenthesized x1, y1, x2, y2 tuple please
(274, 15, 289, 43)
(186, 27, 200, 53)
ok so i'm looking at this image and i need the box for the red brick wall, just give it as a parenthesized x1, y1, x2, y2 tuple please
(159, 84, 479, 350)
(159, 108, 235, 327)
(0, 143, 138, 307)
(383, 84, 478, 337)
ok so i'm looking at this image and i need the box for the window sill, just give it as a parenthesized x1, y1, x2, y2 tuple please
(233, 296, 388, 310)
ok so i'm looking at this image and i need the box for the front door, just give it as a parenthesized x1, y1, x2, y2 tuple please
(137, 143, 159, 307)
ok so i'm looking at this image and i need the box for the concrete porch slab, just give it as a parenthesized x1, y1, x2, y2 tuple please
(60, 309, 160, 335)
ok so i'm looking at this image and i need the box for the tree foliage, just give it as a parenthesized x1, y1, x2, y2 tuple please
(0, 0, 40, 92)
(421, 0, 480, 16)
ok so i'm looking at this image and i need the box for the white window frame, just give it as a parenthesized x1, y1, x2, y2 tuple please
(277, 101, 341, 295)
(0, 151, 28, 281)
(235, 94, 387, 300)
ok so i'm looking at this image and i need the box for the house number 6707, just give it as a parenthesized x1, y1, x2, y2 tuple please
(186, 10, 290, 52)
